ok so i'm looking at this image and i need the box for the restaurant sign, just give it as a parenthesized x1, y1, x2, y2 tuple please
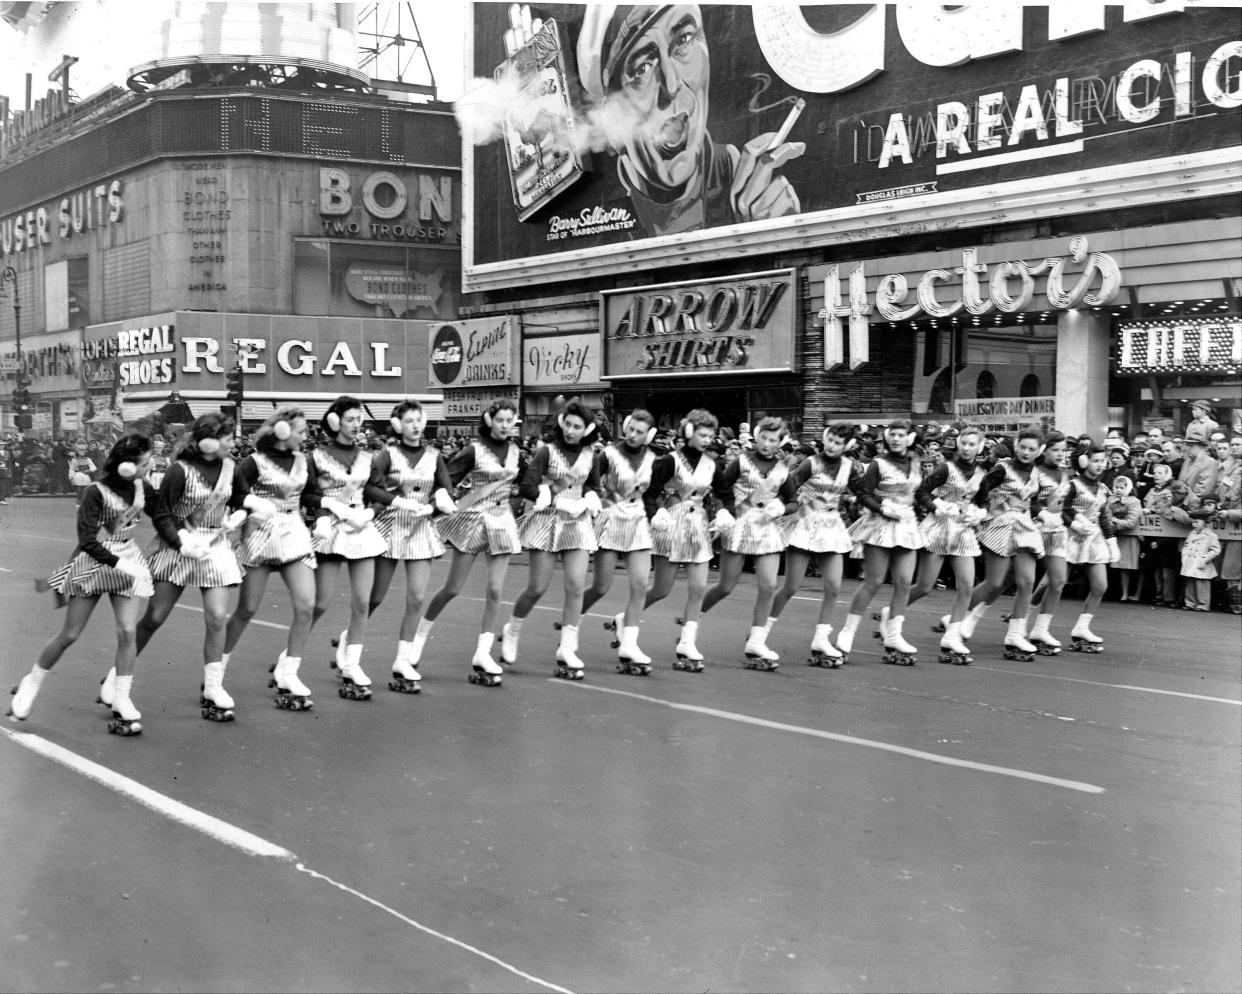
(1115, 317, 1242, 375)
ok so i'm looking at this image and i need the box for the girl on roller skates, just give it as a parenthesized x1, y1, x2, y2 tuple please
(960, 427, 1048, 659)
(500, 400, 602, 680)
(836, 419, 925, 665)
(11, 433, 153, 733)
(418, 399, 523, 686)
(118, 413, 245, 721)
(580, 409, 659, 674)
(222, 407, 318, 710)
(766, 423, 863, 667)
(305, 396, 389, 701)
(642, 409, 725, 671)
(908, 425, 989, 664)
(363, 400, 455, 694)
(699, 416, 798, 670)
(1061, 442, 1121, 649)
(1017, 432, 1073, 654)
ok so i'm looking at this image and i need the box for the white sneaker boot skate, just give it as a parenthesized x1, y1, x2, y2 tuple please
(1027, 613, 1061, 654)
(960, 603, 989, 640)
(744, 626, 780, 670)
(8, 666, 47, 722)
(835, 614, 863, 658)
(389, 641, 422, 694)
(337, 643, 372, 700)
(933, 613, 951, 633)
(617, 626, 652, 673)
(555, 624, 585, 680)
(410, 618, 433, 666)
(809, 624, 844, 667)
(97, 665, 117, 708)
(874, 605, 890, 641)
(274, 653, 314, 710)
(1070, 614, 1104, 653)
(333, 628, 348, 672)
(1004, 618, 1038, 659)
(674, 620, 705, 671)
(500, 617, 523, 665)
(938, 622, 972, 664)
(470, 632, 503, 686)
(200, 661, 235, 721)
(108, 674, 142, 735)
(883, 615, 917, 665)
(606, 612, 626, 649)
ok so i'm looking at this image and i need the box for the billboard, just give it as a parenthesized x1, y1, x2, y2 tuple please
(464, 4, 1242, 291)
(428, 316, 519, 389)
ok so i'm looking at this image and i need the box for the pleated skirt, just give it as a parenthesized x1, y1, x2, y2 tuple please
(240, 512, 317, 570)
(147, 528, 242, 587)
(651, 504, 713, 564)
(375, 506, 445, 561)
(919, 513, 982, 558)
(519, 508, 599, 553)
(724, 509, 786, 556)
(48, 539, 154, 599)
(594, 502, 652, 553)
(436, 506, 522, 556)
(1065, 528, 1111, 565)
(848, 509, 925, 551)
(977, 511, 1045, 558)
(780, 508, 853, 554)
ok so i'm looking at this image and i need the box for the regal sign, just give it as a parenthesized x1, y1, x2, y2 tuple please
(601, 270, 795, 380)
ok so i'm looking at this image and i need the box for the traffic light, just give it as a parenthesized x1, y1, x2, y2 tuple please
(12, 378, 31, 431)
(225, 363, 244, 406)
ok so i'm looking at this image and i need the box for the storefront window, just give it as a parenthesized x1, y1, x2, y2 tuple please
(292, 238, 460, 321)
(922, 322, 1057, 416)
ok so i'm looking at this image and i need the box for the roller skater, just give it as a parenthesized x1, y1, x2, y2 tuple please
(701, 417, 797, 671)
(423, 400, 522, 683)
(581, 411, 659, 674)
(1063, 442, 1121, 655)
(1002, 617, 1038, 661)
(642, 409, 725, 672)
(1017, 433, 1073, 656)
(1069, 615, 1105, 652)
(200, 661, 235, 721)
(500, 401, 602, 678)
(223, 407, 318, 711)
(808, 625, 845, 668)
(365, 400, 456, 695)
(16, 435, 154, 732)
(937, 624, 973, 666)
(838, 420, 925, 665)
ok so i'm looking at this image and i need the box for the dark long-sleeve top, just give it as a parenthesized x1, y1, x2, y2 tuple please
(853, 451, 919, 515)
(788, 452, 866, 493)
(714, 451, 799, 515)
(1062, 475, 1118, 538)
(301, 440, 372, 515)
(151, 455, 229, 549)
(642, 447, 726, 520)
(518, 440, 601, 502)
(973, 458, 1044, 511)
(443, 434, 518, 490)
(914, 457, 982, 515)
(75, 477, 142, 567)
(228, 448, 301, 509)
(363, 443, 453, 506)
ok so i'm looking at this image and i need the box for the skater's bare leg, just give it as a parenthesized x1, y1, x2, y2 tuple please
(224, 566, 271, 654)
(136, 580, 184, 656)
(424, 548, 477, 621)
(512, 550, 555, 620)
(398, 560, 432, 641)
(282, 561, 316, 659)
(644, 556, 677, 608)
(582, 549, 617, 615)
(771, 549, 811, 618)
(560, 549, 590, 628)
(36, 595, 100, 671)
(702, 551, 744, 614)
(200, 586, 231, 665)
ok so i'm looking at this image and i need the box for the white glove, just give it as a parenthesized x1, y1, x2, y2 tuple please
(714, 508, 736, 530)
(933, 498, 961, 518)
(322, 497, 352, 521)
(223, 509, 248, 533)
(962, 506, 987, 527)
(113, 558, 143, 579)
(762, 498, 785, 521)
(532, 484, 552, 513)
(554, 494, 586, 517)
(583, 491, 603, 517)
(880, 499, 913, 521)
(393, 496, 432, 518)
(350, 506, 375, 526)
(1037, 509, 1060, 528)
(651, 507, 672, 531)
(1070, 515, 1091, 535)
(176, 529, 208, 560)
(433, 488, 456, 515)
(1106, 537, 1120, 563)
(243, 494, 276, 521)
(314, 514, 334, 541)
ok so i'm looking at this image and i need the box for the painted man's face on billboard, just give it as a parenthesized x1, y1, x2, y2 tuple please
(608, 5, 710, 194)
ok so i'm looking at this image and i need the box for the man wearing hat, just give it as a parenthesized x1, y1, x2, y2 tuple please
(1179, 433, 1220, 500)
(576, 4, 805, 237)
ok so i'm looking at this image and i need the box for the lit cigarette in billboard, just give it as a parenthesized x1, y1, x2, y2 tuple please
(766, 98, 806, 153)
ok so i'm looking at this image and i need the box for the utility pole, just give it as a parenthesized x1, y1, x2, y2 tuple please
(1, 266, 29, 430)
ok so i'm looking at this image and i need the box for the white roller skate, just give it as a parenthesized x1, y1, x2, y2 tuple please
(108, 674, 142, 736)
(469, 632, 503, 687)
(930, 613, 951, 634)
(835, 614, 862, 662)
(616, 626, 652, 676)
(882, 615, 917, 666)
(1027, 613, 1062, 655)
(960, 603, 989, 641)
(200, 661, 235, 721)
(744, 626, 780, 671)
(1003, 618, 1038, 661)
(673, 620, 705, 672)
(273, 652, 314, 710)
(937, 622, 972, 666)
(331, 628, 348, 672)
(554, 624, 586, 680)
(871, 605, 890, 642)
(499, 617, 523, 665)
(605, 612, 625, 649)
(97, 666, 117, 708)
(388, 641, 422, 694)
(336, 643, 373, 701)
(8, 667, 47, 722)
(808, 624, 844, 668)
(1069, 614, 1104, 653)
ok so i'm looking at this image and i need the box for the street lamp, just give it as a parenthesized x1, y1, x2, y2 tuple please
(1, 266, 28, 430)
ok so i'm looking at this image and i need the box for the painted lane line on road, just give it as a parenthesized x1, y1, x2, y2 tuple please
(1, 725, 576, 994)
(972, 665, 1242, 706)
(294, 864, 576, 994)
(561, 682, 1106, 794)
(1, 725, 295, 858)
(176, 602, 288, 631)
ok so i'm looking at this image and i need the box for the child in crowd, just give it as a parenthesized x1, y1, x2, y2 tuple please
(1142, 465, 1192, 606)
(1107, 475, 1143, 601)
(68, 441, 97, 505)
(1180, 510, 1221, 611)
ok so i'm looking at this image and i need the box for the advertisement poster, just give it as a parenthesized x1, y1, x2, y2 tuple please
(466, 4, 1241, 285)
(428, 316, 519, 389)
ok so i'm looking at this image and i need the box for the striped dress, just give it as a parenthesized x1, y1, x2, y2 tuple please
(1064, 477, 1115, 565)
(723, 452, 789, 556)
(436, 439, 522, 556)
(1032, 464, 1071, 559)
(309, 446, 388, 560)
(146, 459, 243, 588)
(372, 445, 446, 561)
(519, 443, 599, 553)
(47, 480, 155, 600)
(650, 449, 717, 564)
(238, 451, 317, 570)
(976, 460, 1045, 558)
(918, 459, 986, 557)
(779, 455, 855, 554)
(848, 453, 925, 551)
(594, 444, 655, 553)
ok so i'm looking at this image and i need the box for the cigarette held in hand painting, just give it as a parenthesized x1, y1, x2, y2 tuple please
(766, 98, 806, 153)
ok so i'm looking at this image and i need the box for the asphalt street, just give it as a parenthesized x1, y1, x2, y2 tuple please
(1, 497, 1239, 993)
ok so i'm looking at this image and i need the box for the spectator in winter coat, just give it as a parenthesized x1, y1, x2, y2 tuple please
(1178, 436, 1220, 500)
(1180, 509, 1221, 610)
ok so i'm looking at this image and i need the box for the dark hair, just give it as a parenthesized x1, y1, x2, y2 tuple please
(1016, 427, 1045, 445)
(390, 400, 424, 435)
(824, 423, 855, 442)
(625, 408, 655, 430)
(103, 432, 152, 479)
(753, 416, 787, 437)
(885, 419, 914, 433)
(176, 412, 234, 460)
(476, 398, 518, 436)
(555, 400, 595, 444)
(255, 405, 305, 453)
(1042, 431, 1067, 449)
(322, 395, 363, 435)
(682, 408, 718, 436)
(1074, 441, 1106, 473)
